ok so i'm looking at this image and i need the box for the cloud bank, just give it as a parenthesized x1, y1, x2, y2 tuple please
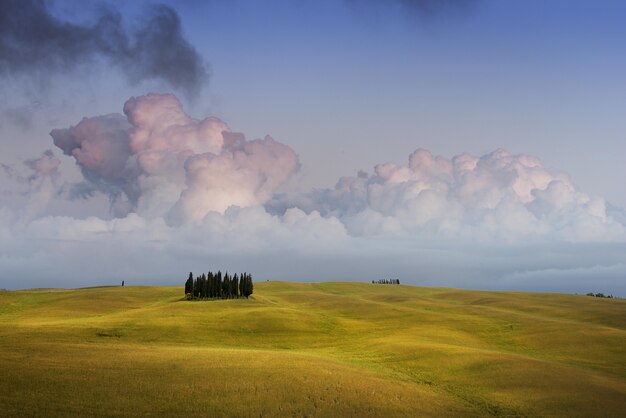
(1, 93, 625, 294)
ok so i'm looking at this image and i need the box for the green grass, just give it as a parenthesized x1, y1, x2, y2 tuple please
(1, 282, 625, 417)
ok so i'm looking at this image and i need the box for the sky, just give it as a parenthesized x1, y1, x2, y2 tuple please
(1, 0, 625, 294)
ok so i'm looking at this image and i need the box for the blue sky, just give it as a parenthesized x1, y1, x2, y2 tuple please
(1, 0, 625, 293)
(178, 0, 626, 204)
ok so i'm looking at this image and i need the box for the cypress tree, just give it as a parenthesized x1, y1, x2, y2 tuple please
(185, 272, 193, 295)
(201, 273, 207, 298)
(207, 271, 214, 298)
(216, 270, 222, 299)
(242, 273, 253, 298)
(233, 273, 239, 298)
(193, 276, 199, 298)
(223, 272, 230, 299)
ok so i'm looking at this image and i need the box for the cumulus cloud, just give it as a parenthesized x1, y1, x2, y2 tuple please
(168, 135, 300, 224)
(51, 93, 300, 223)
(269, 148, 625, 242)
(0, 0, 207, 98)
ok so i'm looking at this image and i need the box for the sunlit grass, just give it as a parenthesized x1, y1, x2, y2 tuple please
(1, 282, 625, 416)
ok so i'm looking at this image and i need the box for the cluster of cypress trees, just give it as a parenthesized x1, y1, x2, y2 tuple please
(184, 271, 253, 300)
(372, 279, 400, 285)
(586, 292, 614, 298)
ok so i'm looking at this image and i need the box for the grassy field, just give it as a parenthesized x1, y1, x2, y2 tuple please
(0, 282, 625, 417)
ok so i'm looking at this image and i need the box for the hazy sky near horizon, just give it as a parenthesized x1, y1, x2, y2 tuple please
(1, 0, 625, 294)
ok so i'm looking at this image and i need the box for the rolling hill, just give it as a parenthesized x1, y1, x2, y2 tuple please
(0, 282, 625, 417)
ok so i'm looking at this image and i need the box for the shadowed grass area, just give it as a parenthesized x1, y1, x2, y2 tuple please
(0, 282, 625, 417)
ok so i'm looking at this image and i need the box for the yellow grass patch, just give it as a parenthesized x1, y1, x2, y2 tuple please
(0, 282, 625, 417)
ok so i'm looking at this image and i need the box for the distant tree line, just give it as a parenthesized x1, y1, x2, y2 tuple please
(372, 279, 400, 285)
(586, 292, 614, 299)
(184, 271, 253, 300)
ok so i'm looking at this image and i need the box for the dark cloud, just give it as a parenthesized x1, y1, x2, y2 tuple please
(0, 0, 208, 98)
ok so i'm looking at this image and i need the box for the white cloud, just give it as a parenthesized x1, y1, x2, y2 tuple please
(271, 148, 625, 242)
